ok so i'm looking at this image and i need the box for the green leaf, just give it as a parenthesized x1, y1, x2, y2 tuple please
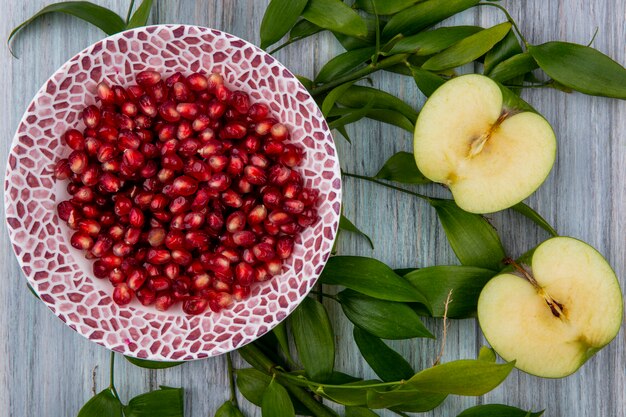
(422, 22, 512, 71)
(322, 256, 430, 305)
(510, 203, 558, 237)
(328, 104, 374, 130)
(354, 0, 421, 15)
(214, 401, 245, 417)
(389, 26, 483, 56)
(125, 356, 184, 369)
(489, 52, 539, 83)
(337, 289, 434, 339)
(336, 86, 418, 123)
(333, 15, 381, 51)
(336, 125, 352, 143)
(345, 406, 380, 417)
(406, 359, 515, 395)
(77, 389, 123, 417)
(260, 0, 309, 49)
(272, 321, 293, 363)
(483, 30, 522, 75)
(375, 152, 430, 184)
(382, 0, 480, 39)
(296, 75, 314, 91)
(302, 0, 368, 38)
(404, 266, 496, 318)
(457, 404, 544, 417)
(290, 297, 335, 381)
(262, 379, 295, 417)
(528, 41, 626, 99)
(353, 327, 414, 382)
(430, 199, 506, 271)
(478, 346, 497, 362)
(322, 81, 357, 116)
(316, 47, 376, 83)
(9, 1, 126, 51)
(363, 109, 415, 132)
(409, 66, 445, 97)
(124, 387, 184, 417)
(126, 0, 153, 29)
(324, 371, 363, 385)
(339, 214, 374, 249)
(236, 368, 272, 406)
(289, 19, 324, 40)
(366, 389, 447, 411)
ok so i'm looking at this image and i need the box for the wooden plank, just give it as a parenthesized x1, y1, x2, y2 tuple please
(0, 0, 624, 416)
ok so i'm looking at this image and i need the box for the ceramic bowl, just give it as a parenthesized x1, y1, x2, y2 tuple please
(4, 24, 341, 361)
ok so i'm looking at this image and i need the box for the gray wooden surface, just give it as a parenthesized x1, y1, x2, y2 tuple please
(1, 0, 625, 416)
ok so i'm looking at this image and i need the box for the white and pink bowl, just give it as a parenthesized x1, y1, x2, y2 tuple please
(4, 25, 341, 361)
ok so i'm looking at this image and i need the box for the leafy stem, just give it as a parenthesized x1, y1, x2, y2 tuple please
(310, 53, 409, 97)
(125, 0, 136, 24)
(478, 2, 529, 47)
(268, 37, 301, 55)
(109, 351, 121, 401)
(226, 352, 238, 406)
(342, 172, 433, 202)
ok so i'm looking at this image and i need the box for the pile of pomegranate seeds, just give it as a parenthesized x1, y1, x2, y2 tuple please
(54, 70, 319, 315)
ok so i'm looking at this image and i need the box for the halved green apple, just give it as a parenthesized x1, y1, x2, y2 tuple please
(413, 74, 556, 214)
(478, 237, 623, 378)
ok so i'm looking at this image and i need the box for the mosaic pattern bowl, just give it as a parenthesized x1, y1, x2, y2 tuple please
(4, 25, 341, 361)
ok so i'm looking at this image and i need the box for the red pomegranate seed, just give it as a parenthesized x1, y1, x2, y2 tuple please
(84, 137, 101, 156)
(139, 160, 158, 178)
(277, 237, 295, 259)
(123, 149, 146, 170)
(109, 268, 125, 285)
(158, 101, 180, 122)
(176, 120, 193, 140)
(99, 173, 121, 193)
(171, 249, 192, 265)
(149, 276, 172, 292)
(112, 242, 133, 257)
(247, 103, 269, 122)
(115, 113, 135, 130)
(54, 159, 71, 180)
(166, 72, 183, 87)
(244, 135, 261, 153)
(136, 70, 161, 87)
(268, 165, 291, 185)
(112, 86, 128, 104)
(157, 124, 177, 141)
(268, 210, 291, 225)
(163, 262, 180, 280)
(127, 84, 144, 100)
(187, 73, 209, 91)
(226, 211, 246, 233)
(284, 199, 305, 214)
(192, 114, 211, 132)
(208, 291, 233, 312)
(270, 123, 289, 141)
(127, 267, 148, 291)
(155, 292, 174, 311)
(255, 264, 270, 281)
(118, 131, 141, 150)
(148, 81, 167, 103)
(71, 231, 93, 250)
(281, 222, 300, 235)
(172, 176, 198, 196)
(101, 253, 122, 269)
(283, 182, 302, 199)
(97, 125, 119, 142)
(108, 225, 125, 241)
(185, 231, 210, 249)
(138, 95, 157, 117)
(128, 207, 145, 228)
(73, 186, 93, 202)
(172, 81, 190, 101)
(124, 227, 141, 245)
(114, 196, 132, 216)
(232, 231, 256, 247)
(250, 154, 269, 169)
(147, 248, 171, 265)
(207, 100, 227, 119)
(147, 228, 166, 247)
(263, 219, 280, 235)
(137, 287, 156, 306)
(183, 211, 205, 229)
(232, 284, 251, 301)
(177, 102, 199, 119)
(192, 273, 211, 291)
(280, 144, 304, 167)
(172, 276, 192, 300)
(179, 138, 201, 157)
(221, 122, 247, 139)
(97, 83, 115, 106)
(264, 140, 284, 156)
(252, 243, 276, 262)
(255, 118, 276, 136)
(78, 219, 101, 236)
(68, 150, 88, 174)
(113, 283, 134, 305)
(230, 91, 250, 114)
(206, 173, 230, 191)
(243, 165, 267, 185)
(64, 129, 86, 150)
(91, 236, 113, 258)
(235, 262, 255, 286)
(266, 258, 282, 276)
(134, 114, 153, 129)
(121, 101, 138, 117)
(222, 189, 243, 208)
(183, 296, 209, 315)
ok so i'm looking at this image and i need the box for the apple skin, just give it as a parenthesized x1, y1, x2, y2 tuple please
(477, 237, 623, 378)
(413, 74, 557, 214)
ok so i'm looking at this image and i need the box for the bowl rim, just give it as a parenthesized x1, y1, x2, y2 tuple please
(4, 23, 341, 361)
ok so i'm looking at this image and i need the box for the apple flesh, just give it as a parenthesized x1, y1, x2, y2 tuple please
(413, 74, 557, 214)
(478, 237, 623, 378)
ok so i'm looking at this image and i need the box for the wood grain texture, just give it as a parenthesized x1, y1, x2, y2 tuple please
(0, 0, 624, 416)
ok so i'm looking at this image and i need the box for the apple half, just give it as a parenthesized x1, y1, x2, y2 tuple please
(478, 237, 623, 378)
(413, 74, 557, 214)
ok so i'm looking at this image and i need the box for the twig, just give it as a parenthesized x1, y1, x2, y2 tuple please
(433, 290, 453, 366)
(226, 352, 238, 407)
(342, 172, 433, 202)
(109, 351, 121, 400)
(91, 365, 99, 396)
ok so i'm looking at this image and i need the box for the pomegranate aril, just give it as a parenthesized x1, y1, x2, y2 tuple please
(177, 102, 199, 119)
(112, 242, 133, 257)
(208, 291, 233, 313)
(270, 123, 289, 141)
(250, 154, 270, 169)
(252, 243, 276, 262)
(166, 72, 184, 88)
(172, 81, 190, 101)
(78, 219, 101, 236)
(71, 231, 94, 250)
(101, 253, 122, 269)
(192, 114, 211, 132)
(284, 199, 305, 214)
(232, 231, 256, 247)
(113, 283, 134, 305)
(115, 113, 135, 130)
(129, 207, 145, 228)
(147, 248, 171, 265)
(158, 100, 180, 122)
(127, 267, 148, 291)
(268, 210, 292, 225)
(140, 160, 158, 178)
(54, 159, 72, 180)
(183, 296, 208, 315)
(108, 225, 125, 241)
(247, 103, 269, 122)
(97, 82, 115, 105)
(255, 118, 276, 136)
(255, 264, 270, 281)
(136, 287, 156, 306)
(112, 85, 128, 104)
(68, 150, 88, 174)
(172, 176, 198, 196)
(97, 125, 118, 142)
(109, 268, 125, 285)
(280, 144, 304, 167)
(121, 101, 138, 117)
(222, 189, 243, 208)
(127, 84, 145, 100)
(134, 114, 153, 129)
(138, 95, 157, 117)
(235, 262, 255, 286)
(172, 276, 192, 299)
(244, 165, 267, 185)
(183, 211, 205, 229)
(171, 249, 192, 265)
(123, 149, 146, 170)
(148, 80, 167, 103)
(91, 236, 113, 257)
(124, 227, 142, 245)
(208, 173, 231, 191)
(136, 70, 161, 87)
(230, 91, 250, 114)
(226, 211, 246, 233)
(187, 73, 209, 91)
(232, 284, 251, 301)
(266, 258, 282, 276)
(185, 231, 210, 249)
(177, 120, 193, 139)
(146, 227, 165, 247)
(207, 100, 227, 119)
(114, 196, 132, 216)
(192, 273, 211, 291)
(64, 129, 86, 150)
